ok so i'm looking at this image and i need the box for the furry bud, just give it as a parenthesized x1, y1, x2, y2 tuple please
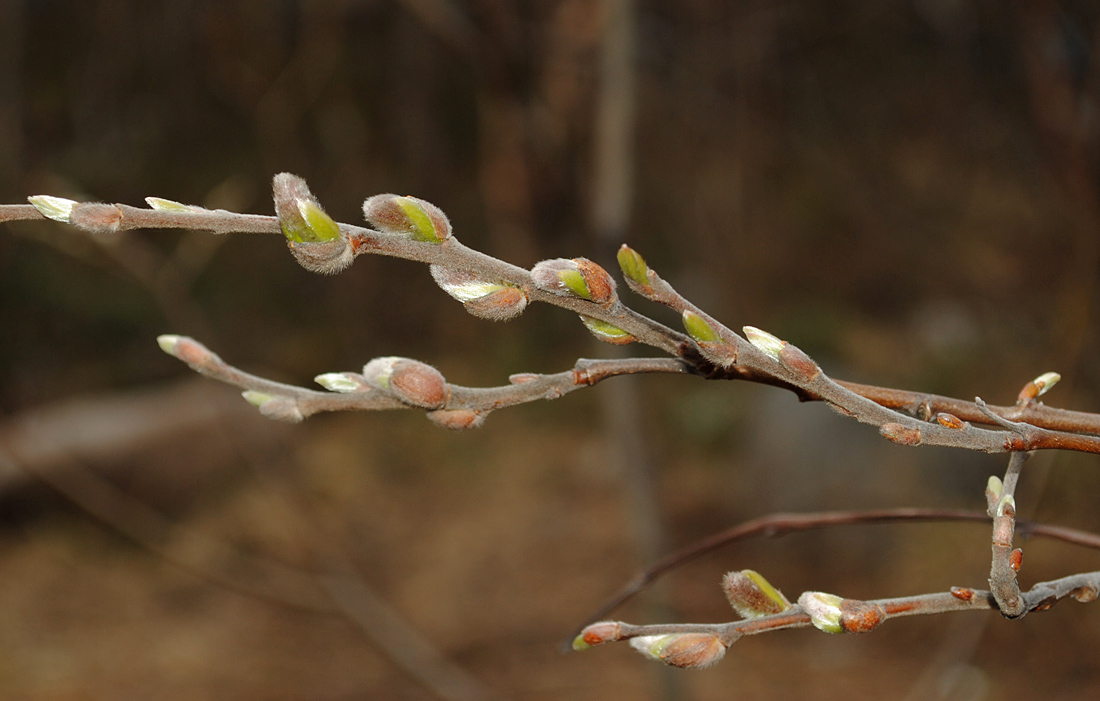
(630, 634, 727, 669)
(363, 194, 451, 243)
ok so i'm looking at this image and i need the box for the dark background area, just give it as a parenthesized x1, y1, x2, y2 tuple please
(1, 1, 1100, 699)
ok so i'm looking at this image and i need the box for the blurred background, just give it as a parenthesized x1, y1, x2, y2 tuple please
(1, 0, 1100, 699)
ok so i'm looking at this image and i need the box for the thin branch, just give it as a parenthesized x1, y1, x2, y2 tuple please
(577, 571, 1100, 650)
(5, 191, 1100, 455)
(569, 506, 1100, 645)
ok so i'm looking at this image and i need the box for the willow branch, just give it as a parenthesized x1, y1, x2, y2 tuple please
(570, 506, 1100, 644)
(5, 189, 1100, 453)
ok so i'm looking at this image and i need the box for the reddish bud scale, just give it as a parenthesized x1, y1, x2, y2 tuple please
(1072, 586, 1098, 603)
(880, 423, 922, 446)
(839, 599, 886, 633)
(1017, 381, 1040, 405)
(426, 409, 485, 430)
(778, 343, 820, 381)
(464, 286, 528, 321)
(656, 634, 727, 669)
(508, 373, 539, 384)
(935, 412, 965, 429)
(174, 337, 214, 368)
(69, 203, 122, 234)
(574, 259, 616, 305)
(1010, 549, 1023, 573)
(578, 622, 622, 647)
(950, 587, 975, 601)
(390, 360, 448, 409)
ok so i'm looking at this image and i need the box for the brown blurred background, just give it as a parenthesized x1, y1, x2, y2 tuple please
(1, 0, 1100, 699)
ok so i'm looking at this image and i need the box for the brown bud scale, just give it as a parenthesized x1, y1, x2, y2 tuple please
(464, 286, 528, 321)
(390, 360, 448, 409)
(880, 423, 922, 446)
(574, 258, 616, 305)
(778, 343, 821, 381)
(579, 621, 621, 647)
(950, 587, 975, 601)
(427, 409, 486, 430)
(1010, 548, 1023, 573)
(657, 634, 726, 669)
(839, 599, 886, 633)
(935, 412, 965, 429)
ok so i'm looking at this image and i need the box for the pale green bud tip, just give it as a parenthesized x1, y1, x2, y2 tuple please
(617, 245, 649, 286)
(557, 269, 591, 299)
(996, 494, 1016, 518)
(798, 591, 844, 634)
(363, 194, 451, 244)
(156, 334, 181, 356)
(571, 635, 591, 651)
(296, 199, 342, 243)
(581, 316, 634, 344)
(395, 197, 442, 243)
(314, 373, 362, 393)
(145, 197, 193, 212)
(1033, 372, 1061, 396)
(28, 195, 78, 223)
(743, 326, 786, 360)
(242, 391, 276, 408)
(682, 310, 721, 343)
(986, 475, 1004, 502)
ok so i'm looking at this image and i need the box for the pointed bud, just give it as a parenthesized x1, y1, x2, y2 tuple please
(798, 591, 844, 634)
(617, 244, 650, 288)
(580, 316, 635, 345)
(242, 391, 304, 423)
(1019, 371, 1061, 404)
(273, 173, 353, 274)
(1032, 372, 1061, 396)
(362, 194, 451, 244)
(28, 195, 78, 223)
(778, 343, 821, 381)
(156, 334, 214, 368)
(426, 408, 486, 430)
(573, 621, 622, 650)
(69, 203, 122, 234)
(743, 326, 785, 361)
(157, 334, 182, 356)
(629, 634, 727, 669)
(879, 422, 922, 446)
(986, 475, 1004, 504)
(314, 372, 366, 393)
(722, 570, 792, 619)
(273, 173, 341, 243)
(682, 310, 721, 343)
(935, 413, 965, 429)
(145, 196, 196, 212)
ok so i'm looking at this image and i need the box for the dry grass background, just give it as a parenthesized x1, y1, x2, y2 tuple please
(1, 1, 1100, 699)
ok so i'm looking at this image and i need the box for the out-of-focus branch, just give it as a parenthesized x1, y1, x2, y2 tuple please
(569, 505, 1100, 643)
